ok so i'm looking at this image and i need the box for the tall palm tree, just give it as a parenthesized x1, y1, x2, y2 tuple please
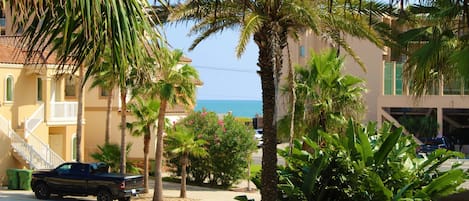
(151, 48, 199, 201)
(166, 0, 384, 199)
(8, 0, 163, 167)
(127, 97, 160, 193)
(165, 125, 207, 198)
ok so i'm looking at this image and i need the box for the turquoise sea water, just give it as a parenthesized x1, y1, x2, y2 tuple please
(194, 100, 262, 118)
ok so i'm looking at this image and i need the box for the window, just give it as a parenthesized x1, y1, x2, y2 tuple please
(65, 75, 76, 97)
(100, 87, 111, 97)
(0, 3, 5, 35)
(56, 164, 72, 174)
(5, 75, 13, 102)
(395, 63, 403, 95)
(37, 78, 43, 101)
(384, 62, 393, 95)
(299, 46, 306, 57)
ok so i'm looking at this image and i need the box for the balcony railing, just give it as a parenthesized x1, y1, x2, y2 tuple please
(49, 101, 78, 122)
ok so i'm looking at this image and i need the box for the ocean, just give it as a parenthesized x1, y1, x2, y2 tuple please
(194, 100, 263, 118)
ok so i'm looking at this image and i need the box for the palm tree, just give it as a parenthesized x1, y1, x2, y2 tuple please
(166, 0, 384, 199)
(294, 49, 366, 133)
(392, 0, 469, 96)
(8, 0, 164, 167)
(165, 125, 207, 198)
(89, 49, 117, 145)
(127, 97, 160, 193)
(151, 48, 199, 201)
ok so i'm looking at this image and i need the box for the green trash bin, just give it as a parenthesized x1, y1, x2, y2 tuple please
(6, 169, 20, 190)
(17, 169, 33, 190)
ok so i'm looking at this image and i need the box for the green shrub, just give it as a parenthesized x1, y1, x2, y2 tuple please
(166, 110, 257, 187)
(274, 120, 467, 201)
(90, 143, 140, 174)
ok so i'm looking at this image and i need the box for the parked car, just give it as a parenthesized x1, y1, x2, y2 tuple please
(31, 162, 144, 201)
(254, 129, 263, 147)
(417, 137, 453, 154)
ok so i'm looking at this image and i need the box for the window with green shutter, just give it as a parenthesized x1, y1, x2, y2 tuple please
(384, 62, 393, 95)
(5, 75, 13, 102)
(395, 63, 403, 95)
(37, 78, 43, 101)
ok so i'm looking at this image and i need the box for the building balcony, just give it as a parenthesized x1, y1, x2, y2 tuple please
(383, 61, 469, 97)
(49, 101, 78, 123)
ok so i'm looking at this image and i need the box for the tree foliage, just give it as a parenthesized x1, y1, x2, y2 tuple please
(90, 143, 140, 174)
(278, 49, 366, 141)
(167, 110, 257, 187)
(273, 121, 467, 201)
(390, 0, 469, 96)
(165, 125, 208, 198)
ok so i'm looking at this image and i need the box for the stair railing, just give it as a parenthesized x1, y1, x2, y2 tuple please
(24, 104, 44, 138)
(0, 114, 52, 169)
(26, 132, 65, 168)
(24, 103, 64, 168)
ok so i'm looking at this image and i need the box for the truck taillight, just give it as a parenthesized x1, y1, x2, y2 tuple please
(120, 181, 125, 190)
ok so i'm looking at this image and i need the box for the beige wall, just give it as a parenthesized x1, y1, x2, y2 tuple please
(0, 130, 22, 186)
(279, 31, 383, 123)
(341, 36, 383, 122)
(0, 65, 38, 129)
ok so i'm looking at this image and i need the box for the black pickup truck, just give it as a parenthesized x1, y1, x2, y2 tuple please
(30, 162, 144, 201)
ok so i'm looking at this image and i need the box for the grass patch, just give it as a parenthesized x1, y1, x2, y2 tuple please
(250, 164, 262, 178)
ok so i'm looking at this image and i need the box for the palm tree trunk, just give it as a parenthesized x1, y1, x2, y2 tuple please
(105, 88, 113, 144)
(143, 125, 151, 193)
(180, 153, 188, 198)
(153, 99, 167, 201)
(285, 35, 296, 155)
(76, 65, 84, 162)
(255, 28, 278, 201)
(120, 88, 127, 174)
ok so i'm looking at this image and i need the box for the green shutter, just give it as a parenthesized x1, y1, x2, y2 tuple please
(6, 76, 13, 101)
(395, 63, 403, 95)
(384, 62, 393, 95)
(37, 78, 43, 101)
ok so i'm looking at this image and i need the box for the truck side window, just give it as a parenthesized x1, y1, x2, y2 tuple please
(70, 164, 87, 175)
(56, 164, 72, 175)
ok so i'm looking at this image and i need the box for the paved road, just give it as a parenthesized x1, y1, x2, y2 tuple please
(251, 143, 287, 166)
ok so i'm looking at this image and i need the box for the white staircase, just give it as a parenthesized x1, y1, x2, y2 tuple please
(0, 105, 65, 170)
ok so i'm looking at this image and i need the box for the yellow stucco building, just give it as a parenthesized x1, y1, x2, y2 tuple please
(0, 5, 196, 185)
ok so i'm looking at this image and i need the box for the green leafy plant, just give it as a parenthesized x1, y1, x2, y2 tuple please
(165, 125, 208, 198)
(166, 110, 257, 187)
(274, 120, 467, 201)
(90, 143, 140, 174)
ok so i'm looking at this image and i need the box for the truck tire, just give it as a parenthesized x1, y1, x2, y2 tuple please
(118, 197, 131, 201)
(97, 189, 113, 201)
(34, 182, 51, 200)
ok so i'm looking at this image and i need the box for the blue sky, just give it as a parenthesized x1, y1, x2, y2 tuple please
(164, 24, 262, 101)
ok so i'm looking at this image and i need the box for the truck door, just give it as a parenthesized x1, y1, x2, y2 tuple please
(48, 163, 88, 194)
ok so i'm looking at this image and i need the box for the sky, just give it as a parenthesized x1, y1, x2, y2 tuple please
(163, 24, 262, 101)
